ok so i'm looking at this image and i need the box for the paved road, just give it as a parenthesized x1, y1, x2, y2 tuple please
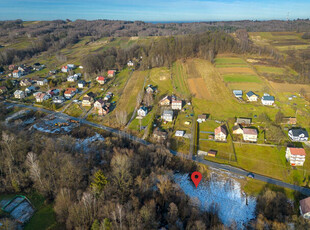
(4, 101, 310, 196)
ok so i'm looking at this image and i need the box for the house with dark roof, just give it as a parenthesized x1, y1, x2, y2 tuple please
(261, 95, 275, 105)
(300, 197, 310, 219)
(288, 129, 309, 142)
(246, 91, 258, 101)
(233, 90, 243, 98)
(232, 124, 243, 135)
(137, 106, 148, 117)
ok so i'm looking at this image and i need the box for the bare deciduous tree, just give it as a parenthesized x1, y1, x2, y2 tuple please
(116, 110, 127, 126)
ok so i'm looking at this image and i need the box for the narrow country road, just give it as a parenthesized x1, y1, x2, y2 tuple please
(4, 101, 310, 196)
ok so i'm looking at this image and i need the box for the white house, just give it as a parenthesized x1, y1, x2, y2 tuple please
(12, 70, 22, 78)
(288, 129, 309, 142)
(36, 78, 48, 86)
(67, 75, 78, 82)
(261, 96, 275, 105)
(127, 61, 134, 67)
(243, 128, 258, 142)
(53, 96, 65, 104)
(14, 90, 25, 99)
(246, 91, 259, 101)
(137, 106, 148, 117)
(94, 99, 105, 109)
(300, 197, 310, 219)
(78, 80, 86, 88)
(162, 110, 173, 122)
(171, 100, 182, 110)
(197, 114, 207, 123)
(286, 147, 306, 166)
(233, 90, 243, 98)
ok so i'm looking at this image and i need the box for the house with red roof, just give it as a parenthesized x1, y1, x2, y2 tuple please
(107, 70, 116, 77)
(286, 147, 306, 166)
(214, 125, 227, 142)
(64, 88, 78, 99)
(12, 70, 22, 78)
(96, 76, 106, 85)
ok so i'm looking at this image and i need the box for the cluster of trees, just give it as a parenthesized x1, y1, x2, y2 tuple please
(0, 120, 225, 229)
(82, 31, 248, 73)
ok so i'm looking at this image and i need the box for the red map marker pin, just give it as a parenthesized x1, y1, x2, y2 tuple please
(191, 171, 202, 188)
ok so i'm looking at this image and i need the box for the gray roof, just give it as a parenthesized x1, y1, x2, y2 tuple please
(246, 91, 257, 97)
(163, 110, 173, 116)
(233, 90, 243, 95)
(290, 129, 309, 138)
(262, 96, 275, 101)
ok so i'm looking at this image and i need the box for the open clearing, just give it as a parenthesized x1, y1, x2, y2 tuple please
(187, 78, 210, 99)
(254, 65, 286, 74)
(171, 60, 190, 97)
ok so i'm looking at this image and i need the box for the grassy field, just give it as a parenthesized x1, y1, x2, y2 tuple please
(222, 74, 262, 83)
(64, 103, 84, 117)
(171, 60, 190, 97)
(112, 70, 147, 123)
(148, 67, 174, 97)
(254, 65, 286, 74)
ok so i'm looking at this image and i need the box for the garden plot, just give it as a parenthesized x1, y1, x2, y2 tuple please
(174, 172, 256, 228)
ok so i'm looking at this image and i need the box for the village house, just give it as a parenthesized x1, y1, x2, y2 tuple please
(47, 89, 60, 97)
(33, 63, 44, 71)
(233, 90, 243, 98)
(162, 110, 173, 122)
(243, 128, 258, 142)
(96, 76, 106, 85)
(53, 96, 65, 104)
(14, 90, 25, 99)
(64, 88, 78, 99)
(282, 117, 297, 125)
(0, 86, 8, 94)
(94, 99, 105, 109)
(208, 150, 217, 157)
(288, 129, 309, 142)
(82, 95, 94, 107)
(159, 95, 171, 106)
(286, 147, 306, 166)
(197, 114, 207, 123)
(104, 92, 113, 101)
(232, 124, 243, 135)
(78, 80, 86, 88)
(261, 95, 275, 105)
(67, 75, 78, 82)
(107, 70, 116, 77)
(300, 197, 310, 219)
(12, 70, 22, 78)
(61, 64, 75, 73)
(20, 78, 32, 87)
(98, 103, 110, 116)
(36, 78, 48, 86)
(18, 66, 32, 75)
(127, 61, 134, 67)
(246, 91, 259, 101)
(235, 117, 251, 126)
(137, 106, 148, 117)
(153, 128, 168, 141)
(171, 100, 182, 110)
(214, 125, 227, 142)
(25, 86, 36, 94)
(35, 92, 49, 103)
(146, 85, 155, 94)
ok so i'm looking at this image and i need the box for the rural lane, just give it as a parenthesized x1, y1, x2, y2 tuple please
(4, 101, 310, 196)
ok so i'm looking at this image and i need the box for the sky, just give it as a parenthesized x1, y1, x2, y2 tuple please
(0, 0, 309, 22)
